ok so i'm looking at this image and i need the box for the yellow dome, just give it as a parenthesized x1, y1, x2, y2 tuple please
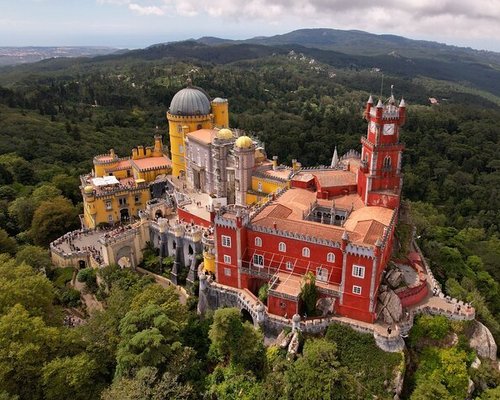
(84, 185, 94, 194)
(235, 136, 253, 149)
(217, 128, 233, 140)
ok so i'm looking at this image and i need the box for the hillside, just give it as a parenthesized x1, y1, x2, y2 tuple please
(198, 28, 500, 65)
(3, 32, 500, 102)
(0, 31, 499, 399)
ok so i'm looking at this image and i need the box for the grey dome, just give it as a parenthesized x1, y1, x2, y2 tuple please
(169, 87, 211, 116)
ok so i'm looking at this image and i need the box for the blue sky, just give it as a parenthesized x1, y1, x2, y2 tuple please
(1, 0, 500, 52)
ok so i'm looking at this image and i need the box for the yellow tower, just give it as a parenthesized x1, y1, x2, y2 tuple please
(211, 97, 229, 128)
(166, 83, 213, 178)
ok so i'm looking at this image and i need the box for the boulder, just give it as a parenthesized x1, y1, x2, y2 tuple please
(316, 297, 335, 317)
(387, 270, 403, 289)
(378, 287, 403, 324)
(469, 321, 497, 361)
(279, 331, 293, 349)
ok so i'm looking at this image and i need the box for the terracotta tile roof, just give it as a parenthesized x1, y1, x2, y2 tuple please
(291, 172, 315, 183)
(267, 204, 293, 219)
(131, 156, 172, 172)
(254, 216, 352, 243)
(354, 220, 386, 245)
(187, 129, 216, 145)
(107, 159, 131, 172)
(251, 187, 396, 247)
(263, 168, 292, 180)
(312, 170, 357, 187)
(343, 206, 394, 229)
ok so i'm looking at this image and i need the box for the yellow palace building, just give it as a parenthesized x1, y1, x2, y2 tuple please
(81, 135, 171, 229)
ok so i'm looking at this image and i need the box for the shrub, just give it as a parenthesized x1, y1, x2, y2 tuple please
(59, 288, 81, 307)
(299, 272, 317, 316)
(410, 315, 451, 345)
(258, 284, 268, 303)
(76, 268, 98, 293)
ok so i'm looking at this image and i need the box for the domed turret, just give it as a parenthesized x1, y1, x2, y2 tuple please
(84, 185, 94, 195)
(216, 128, 233, 140)
(169, 87, 211, 116)
(235, 136, 254, 149)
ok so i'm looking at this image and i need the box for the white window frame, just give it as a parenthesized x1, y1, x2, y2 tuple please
(257, 181, 263, 192)
(352, 285, 362, 295)
(223, 255, 231, 264)
(221, 235, 231, 248)
(285, 261, 293, 271)
(255, 237, 262, 247)
(327, 252, 335, 263)
(316, 267, 328, 283)
(224, 267, 231, 277)
(302, 247, 310, 258)
(278, 242, 286, 252)
(352, 265, 365, 279)
(253, 254, 264, 268)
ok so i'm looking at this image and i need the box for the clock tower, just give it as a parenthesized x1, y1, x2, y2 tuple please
(357, 95, 406, 209)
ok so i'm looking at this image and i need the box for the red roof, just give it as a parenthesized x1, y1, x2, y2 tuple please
(131, 156, 172, 171)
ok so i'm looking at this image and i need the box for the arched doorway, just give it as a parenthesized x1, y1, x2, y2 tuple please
(155, 210, 163, 219)
(120, 208, 130, 222)
(116, 246, 133, 269)
(240, 308, 254, 325)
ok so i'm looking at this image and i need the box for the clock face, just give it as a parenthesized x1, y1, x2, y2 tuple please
(370, 121, 378, 133)
(383, 123, 395, 135)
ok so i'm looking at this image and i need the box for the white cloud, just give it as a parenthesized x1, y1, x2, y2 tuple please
(129, 3, 165, 15)
(97, 0, 500, 50)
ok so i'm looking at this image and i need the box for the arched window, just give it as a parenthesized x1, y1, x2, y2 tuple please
(383, 156, 392, 170)
(327, 252, 335, 263)
(302, 247, 310, 258)
(255, 237, 262, 247)
(278, 242, 286, 252)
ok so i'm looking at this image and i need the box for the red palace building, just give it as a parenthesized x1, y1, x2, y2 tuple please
(210, 95, 406, 323)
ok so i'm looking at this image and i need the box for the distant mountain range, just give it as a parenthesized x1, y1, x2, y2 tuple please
(2, 29, 500, 101)
(195, 28, 500, 65)
(0, 46, 119, 66)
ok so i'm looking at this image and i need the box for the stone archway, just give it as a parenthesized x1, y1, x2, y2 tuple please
(115, 245, 134, 269)
(241, 308, 254, 325)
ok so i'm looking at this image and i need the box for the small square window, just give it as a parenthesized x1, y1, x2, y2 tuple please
(221, 235, 231, 248)
(352, 265, 365, 279)
(253, 254, 264, 267)
(224, 267, 231, 276)
(223, 255, 231, 264)
(353, 285, 362, 295)
(285, 261, 293, 271)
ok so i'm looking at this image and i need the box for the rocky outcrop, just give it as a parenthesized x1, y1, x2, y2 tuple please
(386, 269, 403, 289)
(287, 331, 300, 360)
(469, 321, 497, 361)
(378, 286, 403, 324)
(279, 331, 293, 349)
(316, 297, 335, 317)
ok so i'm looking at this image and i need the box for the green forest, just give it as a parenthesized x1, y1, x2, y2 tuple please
(0, 46, 499, 399)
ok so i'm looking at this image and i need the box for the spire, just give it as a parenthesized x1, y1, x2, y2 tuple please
(330, 146, 339, 168)
(367, 95, 374, 104)
(376, 99, 383, 108)
(389, 84, 395, 104)
(399, 98, 406, 108)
